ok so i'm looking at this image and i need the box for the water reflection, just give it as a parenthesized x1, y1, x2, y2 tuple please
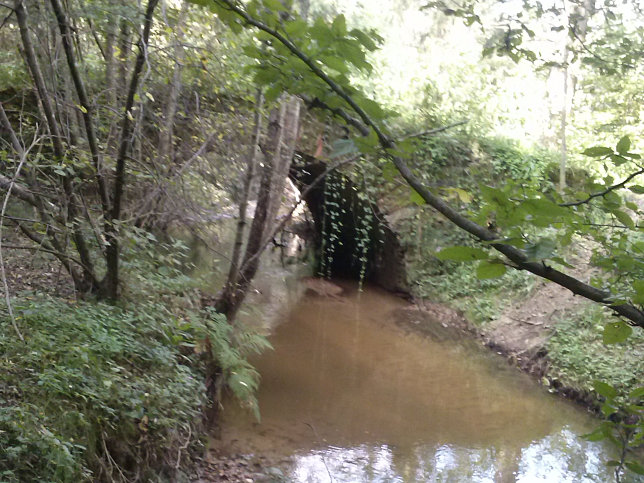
(290, 432, 613, 482)
(218, 283, 626, 482)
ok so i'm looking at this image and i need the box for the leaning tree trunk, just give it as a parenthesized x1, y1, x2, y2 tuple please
(215, 95, 302, 320)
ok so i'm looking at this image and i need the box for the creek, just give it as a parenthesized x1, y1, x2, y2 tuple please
(215, 282, 624, 482)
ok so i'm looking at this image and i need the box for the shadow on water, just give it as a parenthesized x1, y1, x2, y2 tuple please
(216, 282, 626, 482)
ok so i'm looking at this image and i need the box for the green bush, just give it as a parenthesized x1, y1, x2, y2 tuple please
(0, 297, 207, 481)
(547, 305, 644, 396)
(476, 136, 556, 184)
(0, 237, 269, 482)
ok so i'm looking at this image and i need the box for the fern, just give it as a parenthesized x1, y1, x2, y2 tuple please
(203, 310, 271, 420)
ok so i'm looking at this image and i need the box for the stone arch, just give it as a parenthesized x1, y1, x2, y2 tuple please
(290, 160, 408, 294)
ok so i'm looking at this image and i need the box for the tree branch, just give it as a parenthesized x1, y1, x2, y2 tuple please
(570, 25, 636, 70)
(560, 167, 644, 207)
(399, 120, 469, 140)
(303, 95, 370, 136)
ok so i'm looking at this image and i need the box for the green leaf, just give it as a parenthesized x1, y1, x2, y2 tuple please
(628, 386, 644, 399)
(616, 135, 631, 155)
(550, 256, 574, 269)
(632, 280, 644, 304)
(610, 154, 628, 166)
(602, 321, 633, 344)
(382, 161, 397, 181)
(625, 461, 644, 475)
(593, 380, 618, 399)
(629, 185, 644, 194)
(357, 98, 385, 120)
(261, 0, 284, 12)
(350, 28, 378, 51)
(436, 246, 488, 262)
(410, 189, 425, 206)
(524, 238, 556, 261)
(582, 146, 613, 157)
(321, 55, 349, 74)
(613, 210, 635, 228)
(331, 14, 347, 36)
(284, 19, 307, 37)
(582, 427, 607, 442)
(476, 261, 507, 279)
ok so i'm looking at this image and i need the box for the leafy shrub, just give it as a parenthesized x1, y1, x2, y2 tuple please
(0, 255, 270, 483)
(0, 297, 207, 481)
(202, 309, 272, 420)
(412, 133, 472, 178)
(476, 136, 555, 184)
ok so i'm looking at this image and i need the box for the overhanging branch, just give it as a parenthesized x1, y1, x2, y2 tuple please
(211, 0, 644, 328)
(560, 166, 644, 207)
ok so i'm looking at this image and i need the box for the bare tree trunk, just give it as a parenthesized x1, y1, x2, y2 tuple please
(216, 95, 301, 321)
(104, 13, 118, 107)
(103, 0, 159, 300)
(222, 90, 264, 296)
(117, 19, 131, 102)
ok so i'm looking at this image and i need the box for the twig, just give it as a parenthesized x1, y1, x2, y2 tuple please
(398, 120, 468, 140)
(0, 214, 61, 231)
(560, 166, 644, 207)
(175, 424, 192, 470)
(570, 26, 635, 70)
(0, 133, 38, 342)
(0, 7, 13, 31)
(0, 244, 85, 267)
(101, 432, 130, 483)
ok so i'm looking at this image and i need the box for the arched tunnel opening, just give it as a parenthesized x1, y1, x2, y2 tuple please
(289, 160, 408, 294)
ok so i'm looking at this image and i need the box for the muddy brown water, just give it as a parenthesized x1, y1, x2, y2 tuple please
(216, 283, 624, 482)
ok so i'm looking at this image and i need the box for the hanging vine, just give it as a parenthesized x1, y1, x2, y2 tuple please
(319, 172, 344, 278)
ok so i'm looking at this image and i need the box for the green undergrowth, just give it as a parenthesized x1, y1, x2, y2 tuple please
(547, 304, 644, 398)
(0, 244, 269, 482)
(403, 213, 535, 325)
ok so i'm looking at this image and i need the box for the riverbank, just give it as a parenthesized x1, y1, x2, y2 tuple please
(402, 275, 643, 413)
